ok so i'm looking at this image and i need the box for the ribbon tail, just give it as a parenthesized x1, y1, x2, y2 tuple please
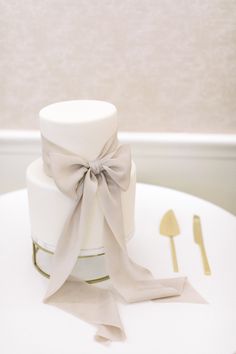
(44, 280, 126, 342)
(44, 172, 126, 342)
(43, 199, 83, 300)
(44, 172, 97, 300)
(98, 180, 205, 304)
(104, 218, 205, 303)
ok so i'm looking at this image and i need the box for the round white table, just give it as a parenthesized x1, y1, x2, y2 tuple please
(1, 183, 236, 354)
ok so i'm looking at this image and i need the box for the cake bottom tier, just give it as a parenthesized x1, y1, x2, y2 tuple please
(26, 158, 136, 257)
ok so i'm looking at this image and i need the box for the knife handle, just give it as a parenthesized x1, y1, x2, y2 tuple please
(200, 242, 211, 275)
(170, 237, 179, 272)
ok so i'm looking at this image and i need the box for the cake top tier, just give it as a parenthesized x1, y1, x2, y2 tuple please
(39, 100, 118, 160)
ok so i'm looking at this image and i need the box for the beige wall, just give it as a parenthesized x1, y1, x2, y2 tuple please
(1, 1, 236, 133)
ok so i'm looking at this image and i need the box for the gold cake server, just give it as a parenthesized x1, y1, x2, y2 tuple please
(193, 215, 211, 275)
(160, 209, 180, 272)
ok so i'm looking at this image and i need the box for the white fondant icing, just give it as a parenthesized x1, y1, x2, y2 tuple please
(39, 100, 118, 160)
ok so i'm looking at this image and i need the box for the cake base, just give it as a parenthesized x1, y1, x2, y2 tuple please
(32, 241, 109, 283)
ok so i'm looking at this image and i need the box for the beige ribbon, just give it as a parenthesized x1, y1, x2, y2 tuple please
(41, 133, 205, 342)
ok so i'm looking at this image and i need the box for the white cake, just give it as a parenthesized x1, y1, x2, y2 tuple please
(26, 100, 136, 280)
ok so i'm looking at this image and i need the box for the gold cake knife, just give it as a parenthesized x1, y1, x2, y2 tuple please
(160, 209, 180, 272)
(193, 215, 211, 275)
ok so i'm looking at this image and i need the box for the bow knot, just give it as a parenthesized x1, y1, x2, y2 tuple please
(89, 158, 103, 175)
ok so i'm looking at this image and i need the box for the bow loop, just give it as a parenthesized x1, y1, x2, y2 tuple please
(102, 144, 131, 191)
(48, 152, 88, 201)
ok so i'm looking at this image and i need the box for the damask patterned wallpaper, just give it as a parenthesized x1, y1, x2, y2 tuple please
(1, 0, 236, 133)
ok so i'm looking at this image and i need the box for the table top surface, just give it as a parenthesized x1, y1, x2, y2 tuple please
(0, 183, 236, 354)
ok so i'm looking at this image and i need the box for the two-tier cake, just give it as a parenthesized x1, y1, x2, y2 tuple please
(26, 99, 199, 342)
(26, 100, 136, 282)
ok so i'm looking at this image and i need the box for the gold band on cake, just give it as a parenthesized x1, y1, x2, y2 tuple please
(32, 241, 110, 284)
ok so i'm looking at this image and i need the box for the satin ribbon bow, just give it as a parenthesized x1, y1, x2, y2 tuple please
(41, 133, 204, 342)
